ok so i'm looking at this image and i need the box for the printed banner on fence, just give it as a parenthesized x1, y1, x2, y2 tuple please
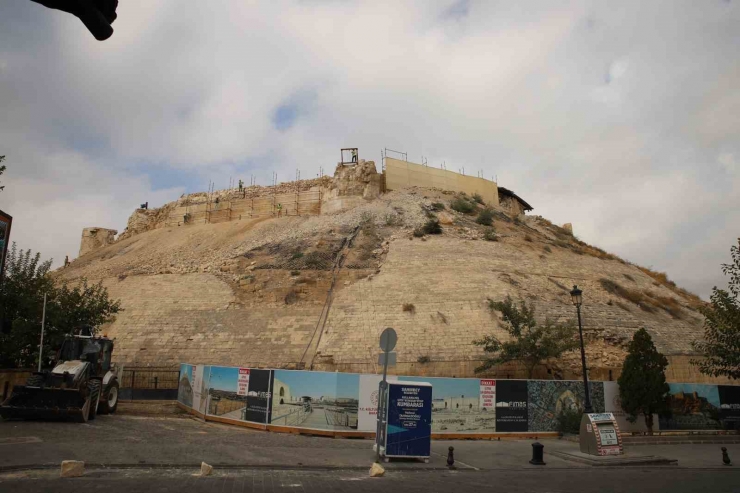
(177, 363, 194, 407)
(192, 365, 205, 413)
(496, 380, 528, 432)
(202, 366, 271, 424)
(399, 376, 496, 433)
(237, 368, 250, 396)
(385, 383, 432, 458)
(358, 374, 383, 432)
(480, 380, 496, 411)
(243, 369, 272, 423)
(719, 386, 740, 428)
(659, 384, 722, 430)
(270, 370, 359, 431)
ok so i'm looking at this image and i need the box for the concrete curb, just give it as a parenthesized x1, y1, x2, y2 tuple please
(0, 463, 478, 474)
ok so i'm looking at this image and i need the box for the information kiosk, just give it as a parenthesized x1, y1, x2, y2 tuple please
(380, 381, 432, 462)
(579, 412, 624, 456)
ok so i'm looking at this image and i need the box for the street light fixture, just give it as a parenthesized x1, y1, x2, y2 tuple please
(570, 285, 593, 414)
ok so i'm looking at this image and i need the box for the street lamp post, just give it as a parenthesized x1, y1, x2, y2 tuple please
(570, 285, 593, 414)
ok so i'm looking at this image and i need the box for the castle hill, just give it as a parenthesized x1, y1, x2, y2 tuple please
(1, 2, 739, 490)
(62, 155, 714, 383)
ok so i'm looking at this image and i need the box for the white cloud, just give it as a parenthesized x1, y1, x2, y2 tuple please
(1, 0, 739, 297)
(718, 153, 736, 174)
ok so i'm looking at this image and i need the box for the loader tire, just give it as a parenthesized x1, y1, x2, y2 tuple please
(99, 380, 119, 415)
(88, 380, 101, 421)
(25, 374, 45, 387)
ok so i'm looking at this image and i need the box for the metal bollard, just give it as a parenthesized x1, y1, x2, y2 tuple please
(529, 442, 546, 465)
(447, 446, 455, 468)
(722, 447, 732, 466)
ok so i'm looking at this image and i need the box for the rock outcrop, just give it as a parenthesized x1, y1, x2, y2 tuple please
(79, 227, 117, 256)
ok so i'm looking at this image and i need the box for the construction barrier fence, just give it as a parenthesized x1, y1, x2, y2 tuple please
(177, 363, 740, 438)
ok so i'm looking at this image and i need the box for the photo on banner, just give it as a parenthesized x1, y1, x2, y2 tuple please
(177, 363, 194, 407)
(719, 386, 740, 430)
(398, 376, 496, 433)
(270, 370, 359, 430)
(206, 366, 272, 423)
(659, 383, 722, 430)
(496, 380, 528, 432)
(192, 365, 209, 414)
(528, 380, 605, 432)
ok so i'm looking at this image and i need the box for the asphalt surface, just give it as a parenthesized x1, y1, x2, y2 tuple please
(2, 468, 740, 493)
(2, 402, 740, 491)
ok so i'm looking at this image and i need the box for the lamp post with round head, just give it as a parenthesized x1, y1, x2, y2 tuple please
(570, 285, 593, 414)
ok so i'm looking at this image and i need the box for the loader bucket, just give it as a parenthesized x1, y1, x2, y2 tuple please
(0, 385, 91, 422)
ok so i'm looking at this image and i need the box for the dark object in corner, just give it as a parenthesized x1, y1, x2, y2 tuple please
(31, 0, 118, 41)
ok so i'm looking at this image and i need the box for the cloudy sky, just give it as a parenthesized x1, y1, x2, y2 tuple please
(1, 0, 738, 298)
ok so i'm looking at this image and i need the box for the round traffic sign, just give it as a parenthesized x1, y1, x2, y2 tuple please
(379, 327, 397, 352)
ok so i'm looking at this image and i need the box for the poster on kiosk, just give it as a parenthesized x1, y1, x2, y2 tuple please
(383, 381, 432, 461)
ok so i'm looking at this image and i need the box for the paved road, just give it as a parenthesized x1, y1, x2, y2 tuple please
(2, 412, 740, 470)
(2, 468, 740, 493)
(0, 413, 604, 470)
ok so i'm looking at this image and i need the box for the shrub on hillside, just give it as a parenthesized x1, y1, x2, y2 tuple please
(422, 219, 442, 235)
(450, 196, 475, 214)
(476, 209, 493, 226)
(431, 202, 445, 211)
(472, 193, 484, 204)
(484, 229, 498, 242)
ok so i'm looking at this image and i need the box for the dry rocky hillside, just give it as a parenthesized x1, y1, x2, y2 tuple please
(57, 178, 720, 382)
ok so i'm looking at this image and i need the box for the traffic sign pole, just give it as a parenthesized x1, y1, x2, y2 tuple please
(376, 327, 397, 463)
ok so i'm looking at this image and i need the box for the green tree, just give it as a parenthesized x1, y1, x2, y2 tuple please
(692, 238, 740, 379)
(0, 243, 121, 368)
(474, 296, 578, 378)
(0, 155, 5, 192)
(618, 328, 669, 435)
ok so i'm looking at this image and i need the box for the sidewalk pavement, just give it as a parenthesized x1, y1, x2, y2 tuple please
(1, 412, 738, 472)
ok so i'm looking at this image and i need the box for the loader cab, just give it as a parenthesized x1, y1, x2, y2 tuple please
(56, 325, 114, 377)
(58, 338, 82, 363)
(99, 339, 114, 374)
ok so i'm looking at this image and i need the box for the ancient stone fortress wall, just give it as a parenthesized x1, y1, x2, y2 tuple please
(79, 227, 117, 256)
(177, 363, 740, 437)
(384, 157, 499, 206)
(117, 176, 331, 242)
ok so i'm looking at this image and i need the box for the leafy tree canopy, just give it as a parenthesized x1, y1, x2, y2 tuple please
(618, 328, 669, 434)
(692, 238, 740, 380)
(474, 296, 578, 378)
(0, 243, 121, 368)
